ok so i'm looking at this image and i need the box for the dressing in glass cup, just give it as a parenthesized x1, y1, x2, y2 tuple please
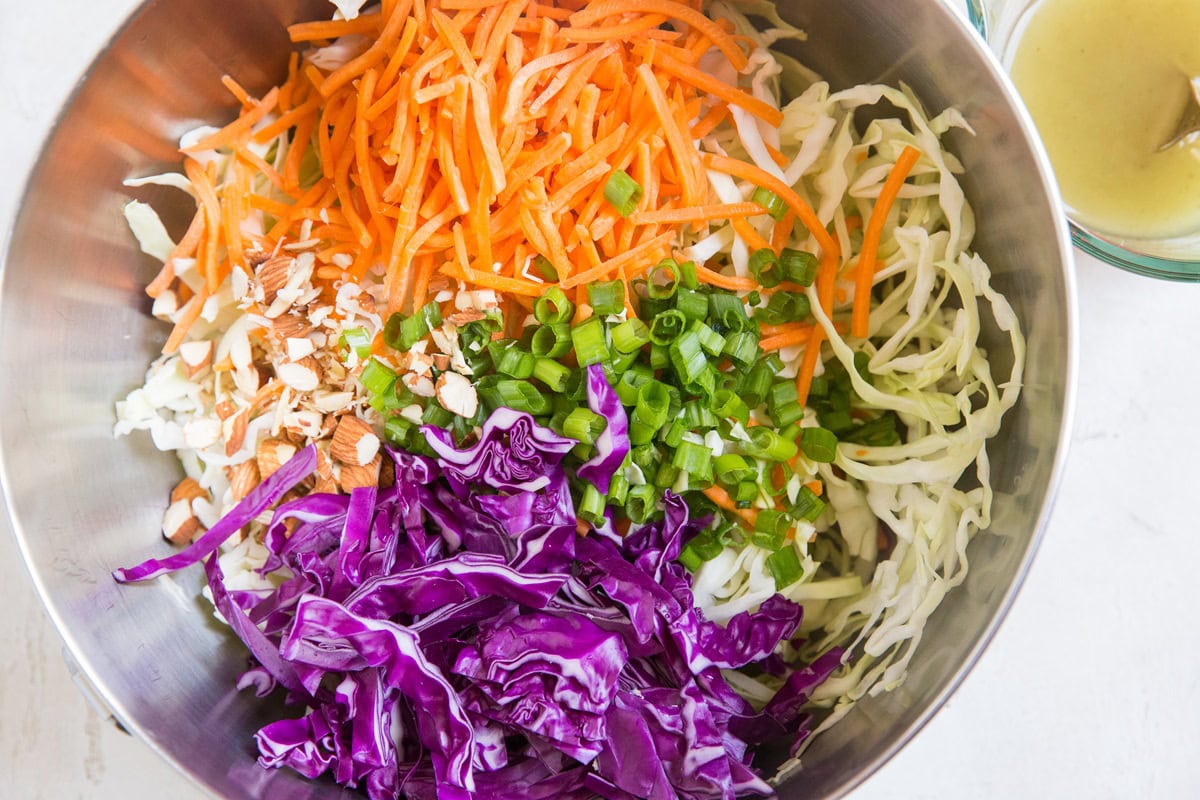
(963, 0, 1200, 279)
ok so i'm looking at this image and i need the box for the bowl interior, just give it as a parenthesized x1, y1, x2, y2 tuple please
(0, 0, 1074, 798)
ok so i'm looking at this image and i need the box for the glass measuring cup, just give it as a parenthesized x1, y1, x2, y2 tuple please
(961, 0, 1200, 280)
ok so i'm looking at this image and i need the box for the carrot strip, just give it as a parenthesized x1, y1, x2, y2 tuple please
(852, 145, 921, 337)
(183, 87, 280, 153)
(162, 287, 210, 354)
(570, 0, 748, 71)
(221, 75, 252, 107)
(288, 12, 383, 42)
(560, 13, 669, 42)
(702, 485, 758, 526)
(146, 207, 205, 298)
(731, 217, 773, 253)
(559, 231, 675, 288)
(759, 327, 814, 351)
(701, 152, 839, 260)
(631, 201, 765, 226)
(654, 51, 782, 126)
(693, 262, 757, 292)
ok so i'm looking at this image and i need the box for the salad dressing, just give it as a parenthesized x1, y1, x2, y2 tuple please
(1008, 0, 1200, 239)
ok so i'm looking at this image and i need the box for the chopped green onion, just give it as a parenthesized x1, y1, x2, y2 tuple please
(578, 483, 607, 526)
(674, 288, 708, 322)
(752, 186, 788, 221)
(853, 350, 872, 383)
(663, 418, 687, 448)
(631, 380, 671, 445)
(647, 259, 680, 299)
(649, 342, 670, 370)
(607, 472, 631, 506)
(843, 413, 901, 447)
(654, 461, 680, 490)
(687, 320, 726, 357)
(771, 401, 805, 427)
(722, 330, 760, 367)
(532, 357, 572, 392)
(383, 415, 413, 447)
(818, 409, 855, 436)
(808, 375, 830, 399)
(563, 407, 606, 445)
(608, 347, 640, 375)
(673, 440, 713, 480)
(422, 402, 455, 429)
(570, 316, 609, 366)
(746, 426, 799, 462)
(680, 401, 718, 429)
(669, 332, 708, 384)
(340, 327, 372, 359)
(479, 379, 551, 415)
(712, 389, 750, 425)
(649, 310, 687, 345)
(707, 292, 749, 332)
(587, 280, 626, 316)
(611, 318, 650, 354)
(766, 545, 804, 588)
(631, 443, 660, 475)
(800, 426, 839, 462)
(757, 291, 810, 325)
(493, 344, 535, 379)
(530, 323, 572, 358)
(534, 286, 574, 325)
(615, 365, 653, 405)
(749, 248, 782, 288)
(733, 480, 758, 506)
(604, 169, 643, 217)
(739, 362, 773, 407)
(679, 530, 724, 571)
(626, 484, 659, 523)
(677, 260, 699, 290)
(531, 254, 559, 282)
(790, 485, 826, 522)
(714, 453, 754, 485)
(359, 358, 397, 396)
(780, 248, 818, 286)
(752, 509, 791, 551)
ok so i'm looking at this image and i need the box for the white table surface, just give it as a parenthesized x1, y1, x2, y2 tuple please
(3, 1, 1199, 798)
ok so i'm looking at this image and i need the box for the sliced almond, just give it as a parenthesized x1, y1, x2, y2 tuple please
(313, 390, 355, 414)
(214, 400, 237, 420)
(227, 459, 260, 502)
(286, 336, 315, 361)
(426, 274, 452, 295)
(446, 310, 486, 326)
(255, 255, 294, 305)
(397, 350, 435, 377)
(257, 437, 297, 480)
(183, 418, 221, 450)
(313, 445, 338, 494)
(223, 407, 250, 457)
(272, 313, 313, 341)
(400, 372, 436, 398)
(284, 409, 324, 440)
(277, 357, 321, 393)
(246, 250, 271, 270)
(151, 289, 178, 321)
(330, 415, 381, 466)
(178, 340, 214, 377)
(435, 371, 478, 418)
(162, 498, 203, 545)
(170, 477, 208, 504)
(338, 454, 381, 492)
(431, 353, 452, 372)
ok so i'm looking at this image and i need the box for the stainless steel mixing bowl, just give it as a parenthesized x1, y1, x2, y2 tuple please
(0, 0, 1076, 797)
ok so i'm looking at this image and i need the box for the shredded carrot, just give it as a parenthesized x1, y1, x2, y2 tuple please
(653, 51, 782, 126)
(288, 12, 383, 42)
(693, 262, 757, 292)
(163, 287, 210, 354)
(701, 485, 758, 526)
(759, 326, 813, 351)
(182, 88, 280, 153)
(631, 201, 764, 226)
(146, 207, 204, 298)
(852, 145, 921, 338)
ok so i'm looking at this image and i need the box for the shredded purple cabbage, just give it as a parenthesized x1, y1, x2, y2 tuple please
(113, 411, 841, 799)
(576, 363, 630, 494)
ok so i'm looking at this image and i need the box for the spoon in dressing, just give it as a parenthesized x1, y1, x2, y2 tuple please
(1159, 75, 1200, 150)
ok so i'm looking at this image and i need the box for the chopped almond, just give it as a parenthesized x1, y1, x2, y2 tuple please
(255, 254, 294, 304)
(178, 340, 214, 377)
(277, 357, 322, 392)
(338, 454, 381, 491)
(257, 437, 297, 480)
(272, 313, 314, 341)
(446, 310, 486, 326)
(162, 498, 203, 545)
(223, 407, 250, 457)
(330, 415, 381, 466)
(435, 371, 479, 418)
(170, 477, 208, 504)
(227, 459, 260, 502)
